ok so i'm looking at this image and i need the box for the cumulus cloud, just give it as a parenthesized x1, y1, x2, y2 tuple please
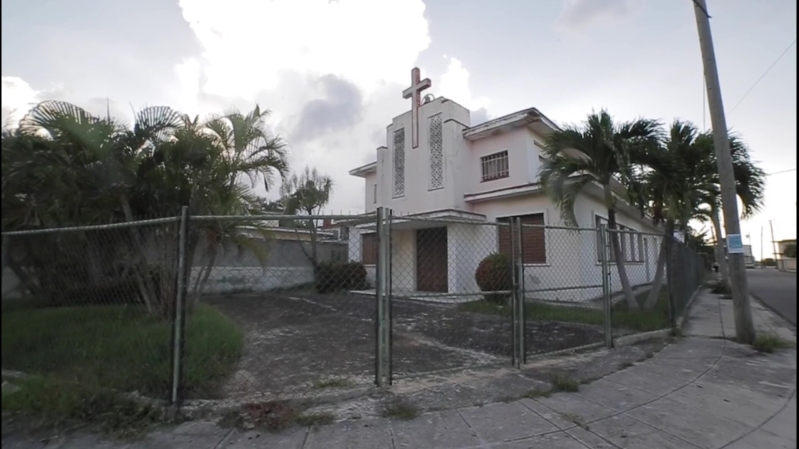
(292, 75, 363, 143)
(439, 56, 490, 114)
(2, 77, 41, 127)
(555, 0, 639, 32)
(176, 0, 430, 99)
(1, 77, 75, 127)
(171, 0, 434, 212)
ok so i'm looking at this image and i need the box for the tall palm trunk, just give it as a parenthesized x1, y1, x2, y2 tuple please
(710, 203, 730, 288)
(607, 208, 638, 308)
(644, 218, 675, 309)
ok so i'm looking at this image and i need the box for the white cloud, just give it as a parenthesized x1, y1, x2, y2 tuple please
(2, 77, 40, 127)
(439, 56, 489, 113)
(176, 0, 430, 100)
(172, 0, 434, 212)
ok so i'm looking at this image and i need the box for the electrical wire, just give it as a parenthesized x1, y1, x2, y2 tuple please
(728, 39, 797, 116)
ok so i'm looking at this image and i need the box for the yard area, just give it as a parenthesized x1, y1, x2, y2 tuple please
(458, 288, 672, 341)
(1, 301, 243, 400)
(1, 287, 672, 408)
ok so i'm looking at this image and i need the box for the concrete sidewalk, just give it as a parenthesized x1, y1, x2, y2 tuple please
(4, 291, 797, 449)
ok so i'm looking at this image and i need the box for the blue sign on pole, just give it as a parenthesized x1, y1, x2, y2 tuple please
(726, 234, 744, 254)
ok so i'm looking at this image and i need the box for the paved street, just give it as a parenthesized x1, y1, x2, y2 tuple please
(747, 268, 797, 326)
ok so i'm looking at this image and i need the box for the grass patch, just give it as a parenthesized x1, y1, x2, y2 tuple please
(295, 411, 336, 428)
(2, 376, 162, 437)
(2, 302, 243, 400)
(618, 361, 635, 370)
(380, 398, 420, 420)
(549, 374, 580, 393)
(313, 378, 355, 390)
(458, 289, 672, 333)
(523, 389, 552, 399)
(752, 333, 793, 354)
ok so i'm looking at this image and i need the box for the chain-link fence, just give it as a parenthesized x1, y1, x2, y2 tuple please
(184, 213, 379, 403)
(1, 208, 708, 411)
(1, 218, 181, 402)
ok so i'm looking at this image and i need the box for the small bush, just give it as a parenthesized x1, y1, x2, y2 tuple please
(709, 280, 731, 295)
(549, 374, 580, 393)
(315, 262, 367, 293)
(752, 333, 793, 353)
(475, 253, 513, 305)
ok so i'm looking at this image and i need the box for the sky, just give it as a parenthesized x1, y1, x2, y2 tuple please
(2, 0, 796, 259)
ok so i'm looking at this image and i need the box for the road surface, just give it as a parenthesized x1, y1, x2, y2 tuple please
(747, 268, 797, 326)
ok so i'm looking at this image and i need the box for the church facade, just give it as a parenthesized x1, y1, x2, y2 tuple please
(346, 68, 663, 302)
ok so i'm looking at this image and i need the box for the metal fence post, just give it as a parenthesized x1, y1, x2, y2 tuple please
(386, 209, 394, 385)
(170, 206, 190, 408)
(514, 217, 526, 365)
(375, 207, 390, 388)
(1, 235, 9, 275)
(509, 218, 519, 367)
(599, 225, 613, 349)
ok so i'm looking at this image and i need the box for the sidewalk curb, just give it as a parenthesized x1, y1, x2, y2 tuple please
(748, 292, 797, 331)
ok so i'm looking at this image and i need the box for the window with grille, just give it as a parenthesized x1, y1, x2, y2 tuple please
(481, 151, 509, 182)
(497, 213, 547, 264)
(429, 114, 444, 190)
(596, 216, 642, 262)
(362, 233, 378, 265)
(393, 129, 405, 197)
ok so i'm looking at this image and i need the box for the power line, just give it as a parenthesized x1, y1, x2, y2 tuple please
(728, 38, 797, 116)
(766, 168, 797, 176)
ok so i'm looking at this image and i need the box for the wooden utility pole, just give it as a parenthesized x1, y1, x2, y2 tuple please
(693, 0, 756, 343)
(769, 220, 779, 269)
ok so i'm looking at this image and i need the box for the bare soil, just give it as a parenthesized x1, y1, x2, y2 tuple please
(204, 290, 604, 400)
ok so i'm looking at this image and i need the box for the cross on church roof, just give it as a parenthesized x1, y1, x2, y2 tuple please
(402, 67, 431, 149)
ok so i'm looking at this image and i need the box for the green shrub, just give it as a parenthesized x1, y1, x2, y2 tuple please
(475, 253, 513, 305)
(315, 262, 367, 293)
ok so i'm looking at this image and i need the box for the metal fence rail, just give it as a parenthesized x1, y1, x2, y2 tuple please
(1, 207, 707, 411)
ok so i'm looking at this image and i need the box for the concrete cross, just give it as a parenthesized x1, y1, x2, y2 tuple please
(402, 67, 431, 149)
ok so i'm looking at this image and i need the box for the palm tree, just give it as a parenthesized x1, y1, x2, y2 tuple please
(2, 101, 291, 316)
(281, 166, 334, 268)
(639, 121, 719, 309)
(539, 110, 662, 308)
(693, 132, 766, 290)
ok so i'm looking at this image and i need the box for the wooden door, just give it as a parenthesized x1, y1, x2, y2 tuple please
(416, 227, 448, 292)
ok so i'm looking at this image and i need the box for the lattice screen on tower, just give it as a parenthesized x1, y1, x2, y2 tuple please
(393, 128, 405, 198)
(429, 114, 443, 190)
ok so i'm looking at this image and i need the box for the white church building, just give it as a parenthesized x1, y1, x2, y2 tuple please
(345, 68, 663, 302)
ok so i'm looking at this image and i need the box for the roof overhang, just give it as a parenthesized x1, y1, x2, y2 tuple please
(464, 183, 544, 203)
(349, 161, 377, 178)
(464, 107, 560, 142)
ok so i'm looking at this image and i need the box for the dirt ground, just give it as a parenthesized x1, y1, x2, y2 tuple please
(204, 290, 604, 400)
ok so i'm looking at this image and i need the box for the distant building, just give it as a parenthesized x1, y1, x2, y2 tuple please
(777, 239, 796, 272)
(743, 245, 755, 268)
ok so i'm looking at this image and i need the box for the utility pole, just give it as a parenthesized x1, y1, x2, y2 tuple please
(693, 0, 756, 343)
(760, 226, 764, 267)
(769, 220, 778, 270)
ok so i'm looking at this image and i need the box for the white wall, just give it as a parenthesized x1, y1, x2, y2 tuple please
(382, 97, 471, 216)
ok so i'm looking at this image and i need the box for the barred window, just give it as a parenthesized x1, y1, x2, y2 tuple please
(481, 151, 509, 182)
(393, 129, 405, 197)
(362, 233, 378, 265)
(596, 216, 642, 262)
(429, 114, 444, 190)
(497, 213, 547, 264)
